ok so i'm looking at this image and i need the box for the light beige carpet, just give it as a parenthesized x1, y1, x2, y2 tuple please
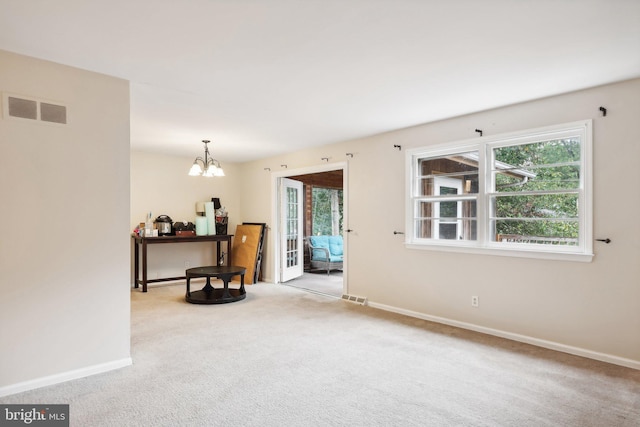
(2, 282, 639, 426)
(283, 271, 343, 298)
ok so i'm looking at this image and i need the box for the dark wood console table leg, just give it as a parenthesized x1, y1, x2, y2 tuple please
(134, 239, 140, 289)
(142, 238, 148, 292)
(214, 236, 233, 266)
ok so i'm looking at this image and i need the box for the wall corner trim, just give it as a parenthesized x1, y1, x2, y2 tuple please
(0, 357, 133, 397)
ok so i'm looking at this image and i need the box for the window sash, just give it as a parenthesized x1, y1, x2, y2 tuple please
(406, 120, 592, 261)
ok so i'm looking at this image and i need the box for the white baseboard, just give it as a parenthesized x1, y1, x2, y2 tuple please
(367, 301, 640, 371)
(0, 357, 133, 397)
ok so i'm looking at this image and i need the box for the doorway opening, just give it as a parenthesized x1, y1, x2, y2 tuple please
(272, 163, 347, 298)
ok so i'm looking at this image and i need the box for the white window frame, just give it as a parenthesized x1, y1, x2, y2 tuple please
(405, 120, 593, 262)
(432, 176, 464, 240)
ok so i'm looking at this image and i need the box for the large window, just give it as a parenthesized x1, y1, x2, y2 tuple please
(406, 120, 593, 261)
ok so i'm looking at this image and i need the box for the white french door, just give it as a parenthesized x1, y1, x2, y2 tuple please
(280, 178, 304, 282)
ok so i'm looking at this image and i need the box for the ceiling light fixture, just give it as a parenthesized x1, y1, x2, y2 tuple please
(188, 140, 225, 177)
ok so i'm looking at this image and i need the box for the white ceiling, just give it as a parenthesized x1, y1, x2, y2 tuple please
(1, 0, 639, 162)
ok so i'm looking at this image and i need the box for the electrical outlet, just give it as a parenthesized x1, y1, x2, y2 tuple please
(185, 260, 191, 268)
(471, 296, 479, 307)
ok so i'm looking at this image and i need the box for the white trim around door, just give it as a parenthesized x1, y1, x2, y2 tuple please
(270, 162, 348, 293)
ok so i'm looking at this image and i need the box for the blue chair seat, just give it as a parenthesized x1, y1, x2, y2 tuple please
(307, 235, 343, 275)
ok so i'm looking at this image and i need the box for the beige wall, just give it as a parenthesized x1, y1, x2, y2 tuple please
(0, 50, 131, 393)
(130, 150, 242, 281)
(239, 79, 640, 366)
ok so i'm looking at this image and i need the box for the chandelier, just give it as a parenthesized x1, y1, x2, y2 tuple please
(188, 140, 225, 177)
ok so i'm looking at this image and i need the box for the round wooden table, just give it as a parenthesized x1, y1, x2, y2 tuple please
(185, 266, 246, 304)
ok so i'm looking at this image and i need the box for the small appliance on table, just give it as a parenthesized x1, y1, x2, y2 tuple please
(154, 215, 173, 236)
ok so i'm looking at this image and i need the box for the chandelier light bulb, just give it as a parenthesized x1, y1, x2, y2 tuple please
(188, 162, 203, 176)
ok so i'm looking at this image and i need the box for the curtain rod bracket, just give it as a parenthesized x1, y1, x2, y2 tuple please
(475, 129, 483, 137)
(599, 106, 607, 117)
(393, 145, 401, 151)
(596, 238, 611, 244)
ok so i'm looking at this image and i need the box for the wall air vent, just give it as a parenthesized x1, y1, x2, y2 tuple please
(341, 294, 367, 305)
(3, 93, 68, 125)
(40, 102, 67, 124)
(8, 96, 37, 120)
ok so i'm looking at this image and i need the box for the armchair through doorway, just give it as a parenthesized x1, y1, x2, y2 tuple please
(307, 235, 343, 275)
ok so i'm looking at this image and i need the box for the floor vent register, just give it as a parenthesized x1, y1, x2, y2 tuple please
(341, 294, 367, 305)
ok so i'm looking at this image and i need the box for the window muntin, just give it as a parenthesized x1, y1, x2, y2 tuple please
(413, 151, 479, 242)
(492, 138, 581, 193)
(416, 153, 480, 196)
(414, 200, 478, 241)
(407, 121, 592, 260)
(489, 137, 582, 248)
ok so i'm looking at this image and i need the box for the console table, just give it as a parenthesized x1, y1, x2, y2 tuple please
(132, 234, 233, 292)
